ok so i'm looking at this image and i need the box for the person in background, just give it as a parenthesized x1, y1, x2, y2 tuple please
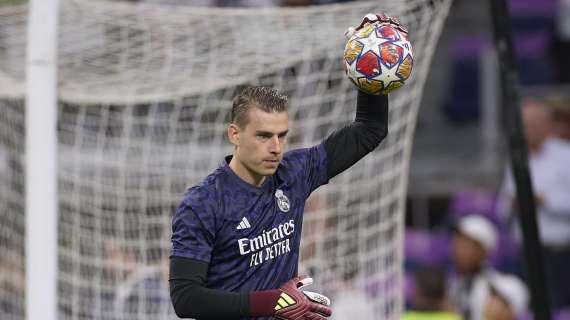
(545, 95, 570, 141)
(497, 97, 570, 308)
(483, 273, 529, 320)
(448, 215, 498, 320)
(552, 0, 570, 83)
(403, 266, 462, 320)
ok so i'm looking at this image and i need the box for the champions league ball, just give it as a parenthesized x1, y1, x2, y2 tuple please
(343, 22, 413, 95)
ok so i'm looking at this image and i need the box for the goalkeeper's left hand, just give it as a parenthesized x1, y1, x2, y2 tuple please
(345, 12, 408, 39)
(274, 275, 332, 320)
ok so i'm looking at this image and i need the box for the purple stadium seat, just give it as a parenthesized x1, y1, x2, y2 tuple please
(509, 0, 556, 17)
(405, 229, 431, 263)
(448, 189, 498, 222)
(518, 312, 533, 320)
(508, 0, 556, 84)
(405, 228, 450, 266)
(513, 32, 550, 59)
(451, 35, 490, 59)
(556, 308, 570, 320)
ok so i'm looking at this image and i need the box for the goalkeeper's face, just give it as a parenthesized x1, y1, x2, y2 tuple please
(228, 107, 289, 182)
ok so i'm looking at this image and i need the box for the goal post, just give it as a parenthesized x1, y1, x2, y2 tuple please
(25, 1, 59, 320)
(489, 0, 551, 318)
(0, 0, 453, 319)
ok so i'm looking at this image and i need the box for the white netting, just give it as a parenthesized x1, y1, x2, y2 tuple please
(0, 0, 452, 319)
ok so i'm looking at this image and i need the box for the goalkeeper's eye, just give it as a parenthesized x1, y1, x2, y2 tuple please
(256, 133, 272, 141)
(255, 130, 288, 142)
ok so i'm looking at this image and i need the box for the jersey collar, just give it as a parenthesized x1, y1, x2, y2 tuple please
(222, 155, 273, 195)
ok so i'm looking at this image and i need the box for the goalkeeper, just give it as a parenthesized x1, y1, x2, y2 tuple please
(170, 13, 403, 320)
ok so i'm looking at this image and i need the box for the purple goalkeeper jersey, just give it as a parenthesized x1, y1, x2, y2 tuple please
(171, 143, 328, 296)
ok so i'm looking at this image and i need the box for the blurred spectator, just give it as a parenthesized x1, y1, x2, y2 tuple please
(448, 215, 499, 320)
(545, 95, 570, 141)
(0, 262, 24, 319)
(103, 240, 137, 281)
(326, 262, 375, 320)
(552, 0, 570, 83)
(95, 240, 139, 319)
(114, 261, 174, 320)
(403, 266, 462, 320)
(483, 273, 529, 320)
(497, 98, 570, 308)
(332, 283, 374, 320)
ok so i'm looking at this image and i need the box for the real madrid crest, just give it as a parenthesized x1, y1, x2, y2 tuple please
(275, 189, 290, 213)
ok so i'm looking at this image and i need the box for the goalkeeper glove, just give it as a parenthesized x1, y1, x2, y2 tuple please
(274, 276, 332, 320)
(345, 12, 408, 39)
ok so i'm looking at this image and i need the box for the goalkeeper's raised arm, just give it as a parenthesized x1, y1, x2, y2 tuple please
(169, 13, 403, 320)
(323, 90, 388, 179)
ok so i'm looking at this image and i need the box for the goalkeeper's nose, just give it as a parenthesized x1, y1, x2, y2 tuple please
(268, 135, 283, 155)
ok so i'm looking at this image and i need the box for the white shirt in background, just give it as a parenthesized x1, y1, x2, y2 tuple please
(498, 137, 570, 247)
(449, 268, 495, 320)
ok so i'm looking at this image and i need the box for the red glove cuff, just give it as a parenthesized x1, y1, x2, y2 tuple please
(249, 289, 281, 316)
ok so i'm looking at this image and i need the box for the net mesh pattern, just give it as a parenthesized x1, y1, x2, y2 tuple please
(0, 0, 452, 319)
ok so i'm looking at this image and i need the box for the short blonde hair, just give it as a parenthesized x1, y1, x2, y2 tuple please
(231, 86, 288, 127)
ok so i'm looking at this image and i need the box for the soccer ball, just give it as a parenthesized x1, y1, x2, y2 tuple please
(343, 22, 413, 95)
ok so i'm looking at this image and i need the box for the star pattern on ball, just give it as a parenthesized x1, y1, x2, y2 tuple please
(377, 59, 403, 87)
(356, 33, 390, 56)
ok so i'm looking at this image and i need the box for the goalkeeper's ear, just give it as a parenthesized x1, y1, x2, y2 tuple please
(228, 123, 240, 146)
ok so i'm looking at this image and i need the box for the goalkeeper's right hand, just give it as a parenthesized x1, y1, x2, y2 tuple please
(274, 276, 332, 320)
(344, 12, 408, 39)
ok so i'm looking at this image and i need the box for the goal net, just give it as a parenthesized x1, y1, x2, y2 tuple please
(0, 0, 452, 319)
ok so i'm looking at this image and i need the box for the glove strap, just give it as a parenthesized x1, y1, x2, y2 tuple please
(248, 289, 282, 316)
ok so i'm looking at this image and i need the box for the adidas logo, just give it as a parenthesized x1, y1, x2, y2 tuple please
(274, 292, 296, 311)
(236, 217, 251, 230)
